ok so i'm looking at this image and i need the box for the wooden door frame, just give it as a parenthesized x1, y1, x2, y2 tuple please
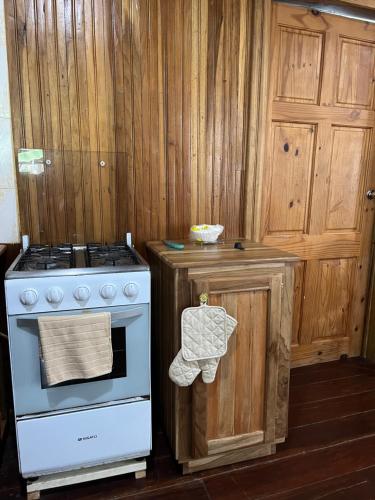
(244, 0, 375, 242)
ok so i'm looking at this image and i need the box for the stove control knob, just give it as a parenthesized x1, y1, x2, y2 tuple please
(73, 286, 91, 302)
(100, 284, 117, 300)
(46, 286, 64, 304)
(20, 289, 38, 307)
(124, 282, 139, 299)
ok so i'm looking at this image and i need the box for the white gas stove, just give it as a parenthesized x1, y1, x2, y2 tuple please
(5, 235, 151, 478)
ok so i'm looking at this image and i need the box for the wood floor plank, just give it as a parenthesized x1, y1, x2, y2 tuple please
(289, 373, 375, 406)
(268, 467, 375, 499)
(278, 409, 375, 457)
(203, 473, 248, 499)
(290, 363, 374, 386)
(129, 480, 210, 499)
(289, 390, 375, 428)
(290, 358, 362, 376)
(229, 435, 375, 497)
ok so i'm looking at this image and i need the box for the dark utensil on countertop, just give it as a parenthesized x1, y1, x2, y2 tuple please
(234, 241, 245, 250)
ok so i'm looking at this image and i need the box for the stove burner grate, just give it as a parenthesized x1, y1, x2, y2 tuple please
(86, 242, 140, 267)
(15, 244, 74, 271)
(13, 241, 142, 272)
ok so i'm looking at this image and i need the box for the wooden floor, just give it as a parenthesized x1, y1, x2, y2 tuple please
(2, 358, 375, 499)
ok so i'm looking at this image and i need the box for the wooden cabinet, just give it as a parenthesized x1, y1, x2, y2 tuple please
(147, 240, 299, 473)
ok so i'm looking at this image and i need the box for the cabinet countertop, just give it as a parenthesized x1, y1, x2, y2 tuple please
(146, 239, 300, 269)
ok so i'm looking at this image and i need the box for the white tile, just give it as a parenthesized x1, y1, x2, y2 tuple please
(0, 2, 20, 244)
(0, 0, 11, 119)
(0, 116, 16, 188)
(0, 187, 20, 243)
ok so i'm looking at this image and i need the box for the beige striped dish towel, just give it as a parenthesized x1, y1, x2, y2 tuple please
(38, 313, 113, 386)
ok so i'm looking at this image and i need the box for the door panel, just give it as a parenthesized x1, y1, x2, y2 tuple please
(300, 258, 355, 343)
(261, 5, 375, 366)
(325, 127, 368, 231)
(191, 272, 283, 457)
(268, 122, 315, 233)
(206, 291, 267, 440)
(337, 38, 375, 109)
(275, 27, 323, 104)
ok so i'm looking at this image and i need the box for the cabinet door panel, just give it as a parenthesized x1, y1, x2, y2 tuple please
(192, 273, 283, 458)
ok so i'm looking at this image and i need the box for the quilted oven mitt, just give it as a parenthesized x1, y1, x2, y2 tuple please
(169, 313, 237, 387)
(199, 314, 237, 383)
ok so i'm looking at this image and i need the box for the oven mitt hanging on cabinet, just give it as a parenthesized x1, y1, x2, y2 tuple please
(168, 303, 237, 387)
(198, 314, 237, 383)
(168, 351, 201, 387)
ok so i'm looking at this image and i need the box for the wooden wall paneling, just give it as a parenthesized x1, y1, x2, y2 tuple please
(45, 0, 68, 243)
(97, 0, 116, 243)
(6, 0, 254, 247)
(222, 0, 231, 234)
(64, 21, 85, 245)
(198, 0, 208, 226)
(32, 0, 51, 243)
(17, 0, 40, 242)
(244, 0, 272, 240)
(74, 1, 92, 241)
(166, 0, 184, 239)
(211, 1, 224, 226)
(150, 0, 163, 242)
(55, 1, 72, 243)
(205, 0, 214, 227)
(115, 0, 135, 240)
(138, 0, 152, 245)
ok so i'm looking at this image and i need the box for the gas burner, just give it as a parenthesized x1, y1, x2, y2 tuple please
(86, 242, 140, 268)
(7, 235, 148, 278)
(15, 244, 74, 271)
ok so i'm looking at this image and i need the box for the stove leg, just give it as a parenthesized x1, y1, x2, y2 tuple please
(135, 469, 146, 479)
(27, 491, 40, 500)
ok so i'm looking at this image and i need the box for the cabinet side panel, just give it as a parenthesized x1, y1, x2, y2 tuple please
(175, 268, 193, 460)
(149, 253, 183, 456)
(276, 264, 293, 441)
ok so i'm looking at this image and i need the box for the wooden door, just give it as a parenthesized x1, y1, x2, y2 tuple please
(190, 268, 286, 458)
(260, 4, 375, 366)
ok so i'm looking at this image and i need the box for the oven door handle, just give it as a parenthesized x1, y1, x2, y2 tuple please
(17, 307, 144, 328)
(110, 308, 143, 326)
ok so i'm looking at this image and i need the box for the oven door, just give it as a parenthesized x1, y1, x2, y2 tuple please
(8, 304, 150, 416)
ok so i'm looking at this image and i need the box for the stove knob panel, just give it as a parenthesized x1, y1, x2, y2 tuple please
(46, 286, 64, 304)
(124, 282, 139, 299)
(100, 284, 117, 300)
(20, 288, 39, 307)
(73, 286, 91, 302)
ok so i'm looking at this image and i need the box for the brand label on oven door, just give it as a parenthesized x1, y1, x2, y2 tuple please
(77, 434, 98, 442)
